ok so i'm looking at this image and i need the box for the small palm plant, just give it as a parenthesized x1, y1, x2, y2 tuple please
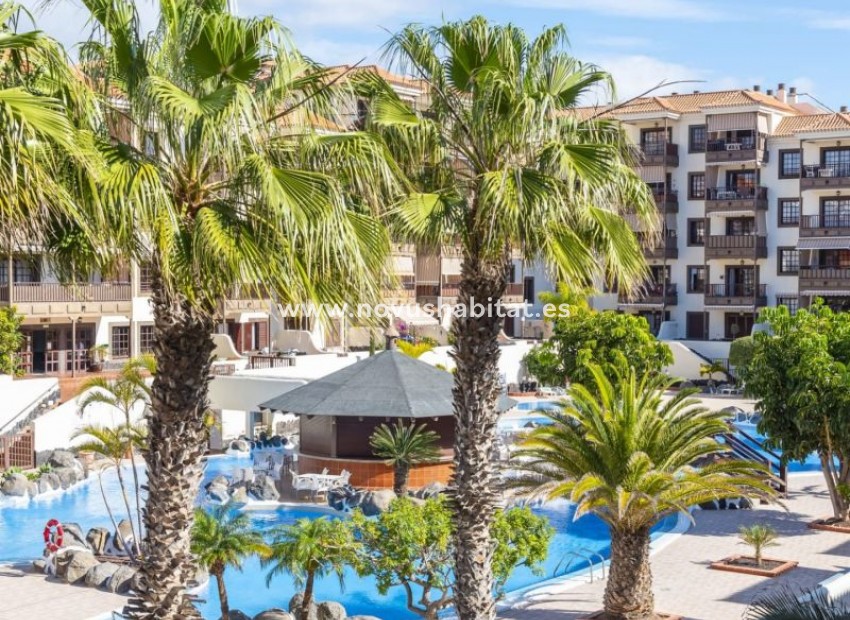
(745, 586, 850, 619)
(191, 503, 268, 619)
(739, 524, 779, 568)
(370, 420, 441, 497)
(510, 365, 776, 619)
(263, 517, 352, 620)
(700, 360, 728, 388)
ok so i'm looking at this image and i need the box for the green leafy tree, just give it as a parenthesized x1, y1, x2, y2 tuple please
(738, 524, 778, 568)
(263, 517, 353, 620)
(372, 18, 656, 617)
(510, 365, 775, 620)
(0, 307, 23, 375)
(739, 303, 850, 522)
(191, 503, 268, 619)
(729, 336, 755, 370)
(370, 420, 441, 496)
(350, 497, 552, 620)
(73, 0, 397, 615)
(525, 305, 672, 388)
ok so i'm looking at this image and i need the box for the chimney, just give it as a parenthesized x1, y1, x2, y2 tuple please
(693, 90, 700, 94)
(766, 89, 774, 96)
(777, 83, 786, 103)
(753, 84, 761, 92)
(841, 106, 848, 114)
(788, 87, 798, 104)
(671, 92, 678, 96)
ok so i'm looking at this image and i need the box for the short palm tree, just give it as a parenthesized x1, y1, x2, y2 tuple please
(370, 420, 441, 496)
(73, 423, 148, 559)
(372, 17, 657, 618)
(191, 503, 268, 619)
(745, 587, 850, 620)
(699, 360, 727, 388)
(74, 0, 398, 616)
(510, 365, 776, 620)
(739, 524, 779, 568)
(263, 517, 352, 620)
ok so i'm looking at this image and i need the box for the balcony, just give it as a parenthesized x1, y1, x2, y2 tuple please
(503, 282, 525, 304)
(705, 139, 765, 164)
(799, 267, 850, 291)
(640, 142, 679, 167)
(619, 283, 678, 307)
(705, 283, 767, 308)
(643, 233, 678, 260)
(801, 164, 850, 191)
(704, 186, 768, 214)
(705, 235, 768, 260)
(652, 189, 679, 213)
(0, 282, 133, 316)
(382, 275, 416, 301)
(799, 215, 850, 238)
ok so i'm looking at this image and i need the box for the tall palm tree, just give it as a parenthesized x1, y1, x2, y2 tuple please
(263, 517, 352, 620)
(371, 17, 657, 618)
(190, 503, 268, 620)
(73, 423, 148, 559)
(77, 355, 154, 543)
(72, 1, 398, 616)
(370, 420, 440, 497)
(510, 365, 776, 620)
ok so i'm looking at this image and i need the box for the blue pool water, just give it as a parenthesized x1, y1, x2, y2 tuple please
(514, 401, 561, 412)
(732, 422, 823, 473)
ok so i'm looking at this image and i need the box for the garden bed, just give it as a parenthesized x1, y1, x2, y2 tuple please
(809, 518, 850, 534)
(709, 555, 798, 577)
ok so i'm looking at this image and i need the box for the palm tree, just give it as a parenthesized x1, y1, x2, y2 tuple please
(739, 524, 779, 568)
(371, 17, 657, 618)
(699, 360, 728, 388)
(77, 355, 154, 545)
(191, 503, 268, 619)
(263, 517, 352, 620)
(509, 365, 776, 620)
(73, 423, 148, 559)
(745, 586, 850, 620)
(72, 1, 398, 616)
(370, 420, 441, 497)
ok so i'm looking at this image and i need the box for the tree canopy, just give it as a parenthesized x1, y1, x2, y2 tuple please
(0, 307, 23, 375)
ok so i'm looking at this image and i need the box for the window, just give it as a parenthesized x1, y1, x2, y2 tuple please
(689, 125, 706, 153)
(820, 249, 850, 268)
(139, 325, 154, 354)
(0, 258, 40, 285)
(725, 170, 756, 196)
(523, 276, 535, 304)
(779, 150, 801, 178)
(687, 219, 706, 246)
(686, 312, 708, 340)
(111, 325, 130, 358)
(640, 127, 671, 156)
(687, 266, 706, 293)
(778, 248, 800, 274)
(688, 173, 706, 199)
(776, 296, 799, 315)
(778, 198, 800, 227)
(822, 197, 850, 228)
(822, 148, 850, 177)
(139, 261, 154, 293)
(726, 217, 755, 236)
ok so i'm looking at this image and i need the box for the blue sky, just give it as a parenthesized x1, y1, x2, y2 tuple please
(21, 0, 850, 109)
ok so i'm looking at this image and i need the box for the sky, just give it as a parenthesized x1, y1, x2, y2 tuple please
(18, 0, 850, 110)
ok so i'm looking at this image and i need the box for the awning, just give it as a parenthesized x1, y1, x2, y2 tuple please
(801, 290, 850, 297)
(639, 165, 665, 183)
(758, 114, 769, 134)
(390, 304, 439, 326)
(391, 255, 414, 275)
(236, 311, 269, 324)
(797, 237, 850, 250)
(707, 112, 756, 133)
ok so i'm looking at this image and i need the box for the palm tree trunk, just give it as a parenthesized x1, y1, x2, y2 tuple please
(214, 568, 229, 619)
(603, 527, 654, 620)
(124, 274, 215, 620)
(394, 463, 410, 497)
(96, 466, 128, 555)
(301, 571, 315, 620)
(115, 464, 141, 558)
(450, 251, 508, 620)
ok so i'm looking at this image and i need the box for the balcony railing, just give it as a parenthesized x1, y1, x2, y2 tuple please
(619, 283, 678, 306)
(643, 232, 678, 259)
(705, 186, 768, 201)
(799, 267, 850, 290)
(651, 188, 679, 212)
(705, 284, 767, 307)
(800, 164, 850, 190)
(707, 139, 756, 152)
(705, 137, 766, 163)
(10, 282, 132, 303)
(640, 142, 679, 167)
(705, 235, 768, 259)
(800, 215, 850, 237)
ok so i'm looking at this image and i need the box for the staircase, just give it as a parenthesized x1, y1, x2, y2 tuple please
(721, 427, 787, 496)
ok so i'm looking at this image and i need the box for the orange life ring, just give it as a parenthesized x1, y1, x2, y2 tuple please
(43, 519, 64, 553)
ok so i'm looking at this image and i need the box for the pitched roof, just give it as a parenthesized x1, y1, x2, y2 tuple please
(260, 349, 516, 417)
(325, 64, 427, 91)
(609, 89, 799, 115)
(774, 113, 850, 136)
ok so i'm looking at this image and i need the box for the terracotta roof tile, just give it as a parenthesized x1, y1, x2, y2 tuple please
(605, 89, 798, 115)
(774, 113, 850, 136)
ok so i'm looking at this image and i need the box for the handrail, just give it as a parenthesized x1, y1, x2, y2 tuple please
(801, 214, 850, 229)
(553, 551, 598, 582)
(736, 427, 783, 462)
(721, 429, 787, 495)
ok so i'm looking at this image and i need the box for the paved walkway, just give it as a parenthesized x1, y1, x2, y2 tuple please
(502, 473, 849, 620)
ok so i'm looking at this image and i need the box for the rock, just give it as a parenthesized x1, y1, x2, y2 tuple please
(230, 485, 249, 503)
(84, 561, 120, 588)
(106, 565, 137, 594)
(288, 593, 319, 620)
(60, 523, 91, 550)
(1, 473, 29, 496)
(32, 558, 46, 573)
(416, 482, 446, 499)
(37, 477, 56, 494)
(47, 450, 77, 470)
(53, 467, 80, 489)
(227, 611, 252, 620)
(56, 550, 98, 584)
(207, 475, 230, 490)
(231, 439, 250, 452)
(253, 610, 295, 620)
(113, 520, 135, 553)
(208, 485, 230, 503)
(316, 602, 347, 620)
(327, 486, 352, 512)
(248, 474, 279, 502)
(41, 472, 62, 490)
(86, 527, 111, 554)
(26, 481, 39, 496)
(360, 489, 395, 517)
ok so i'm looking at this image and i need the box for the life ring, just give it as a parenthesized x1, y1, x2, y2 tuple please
(43, 519, 64, 553)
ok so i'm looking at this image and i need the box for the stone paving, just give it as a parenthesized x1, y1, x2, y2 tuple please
(502, 473, 849, 620)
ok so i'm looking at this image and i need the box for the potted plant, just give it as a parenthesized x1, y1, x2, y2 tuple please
(710, 523, 797, 577)
(88, 344, 109, 372)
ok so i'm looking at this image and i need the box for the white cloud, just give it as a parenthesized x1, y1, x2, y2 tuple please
(501, 0, 728, 21)
(589, 54, 712, 101)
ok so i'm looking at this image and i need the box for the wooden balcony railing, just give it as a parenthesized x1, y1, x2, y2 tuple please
(705, 283, 767, 307)
(640, 142, 679, 166)
(801, 163, 850, 190)
(705, 235, 767, 259)
(800, 215, 850, 237)
(799, 267, 850, 290)
(10, 282, 132, 303)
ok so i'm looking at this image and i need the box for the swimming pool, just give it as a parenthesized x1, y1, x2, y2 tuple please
(0, 456, 677, 619)
(732, 422, 823, 473)
(513, 401, 561, 412)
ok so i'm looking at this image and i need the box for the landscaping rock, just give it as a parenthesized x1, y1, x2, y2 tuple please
(84, 561, 120, 588)
(208, 484, 230, 503)
(288, 593, 318, 620)
(249, 474, 279, 501)
(316, 601, 346, 620)
(415, 482, 446, 499)
(207, 475, 230, 489)
(86, 527, 111, 554)
(32, 559, 46, 573)
(227, 611, 252, 620)
(230, 439, 250, 452)
(113, 519, 135, 553)
(47, 450, 77, 470)
(60, 523, 91, 550)
(360, 489, 395, 517)
(230, 485, 249, 503)
(1, 473, 29, 496)
(253, 610, 294, 620)
(53, 467, 80, 489)
(56, 550, 98, 584)
(106, 565, 137, 594)
(37, 477, 55, 494)
(41, 472, 62, 491)
(26, 480, 38, 497)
